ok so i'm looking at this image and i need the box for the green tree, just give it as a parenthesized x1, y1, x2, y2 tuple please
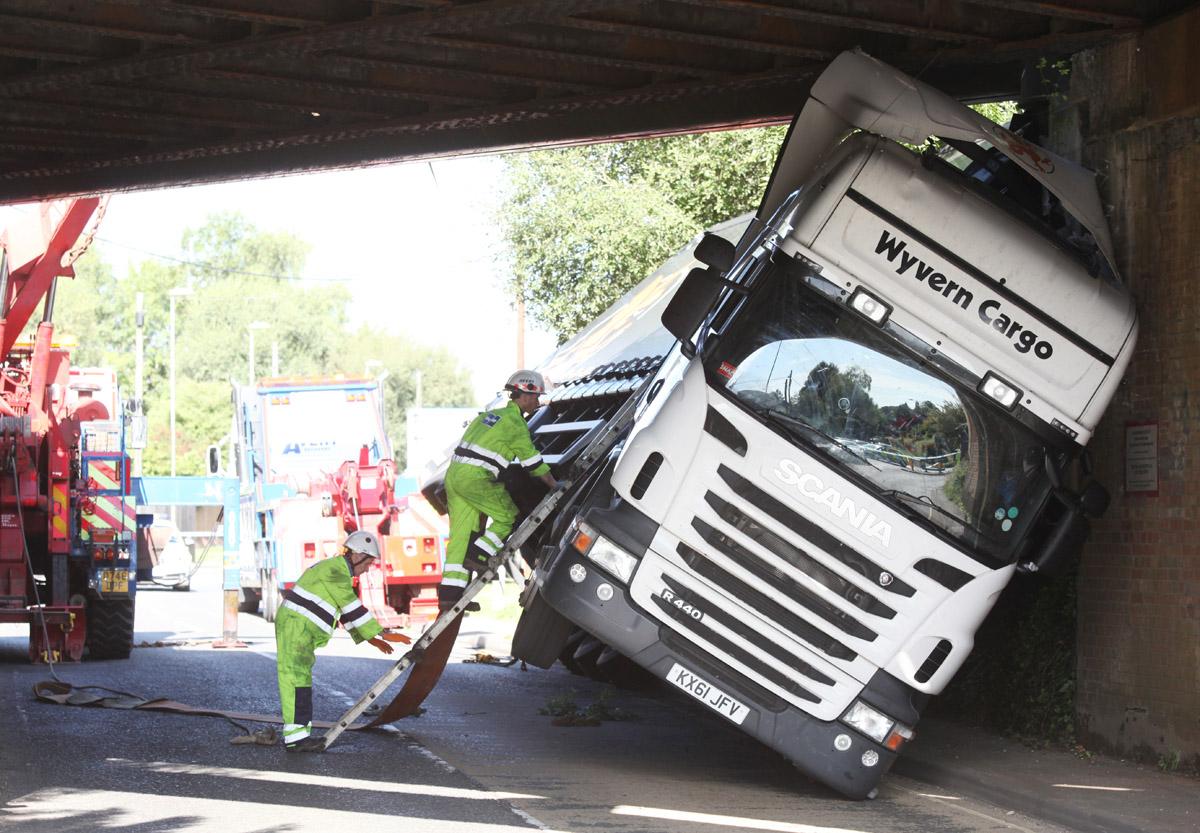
(499, 127, 786, 342)
(51, 212, 474, 475)
(330, 324, 475, 470)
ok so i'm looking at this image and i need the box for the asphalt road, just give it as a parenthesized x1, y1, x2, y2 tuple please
(0, 567, 1073, 833)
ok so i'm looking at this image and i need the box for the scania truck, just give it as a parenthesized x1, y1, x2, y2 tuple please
(506, 51, 1137, 798)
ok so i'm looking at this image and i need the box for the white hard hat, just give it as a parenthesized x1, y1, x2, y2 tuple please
(344, 530, 381, 559)
(504, 369, 546, 395)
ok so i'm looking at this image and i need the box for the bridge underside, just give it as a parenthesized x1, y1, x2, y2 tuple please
(0, 0, 1185, 201)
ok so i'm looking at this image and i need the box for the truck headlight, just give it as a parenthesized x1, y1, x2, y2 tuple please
(586, 537, 638, 584)
(841, 700, 895, 743)
(569, 522, 638, 584)
(841, 700, 915, 751)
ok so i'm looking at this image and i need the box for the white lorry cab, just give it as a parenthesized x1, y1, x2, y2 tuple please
(509, 51, 1137, 799)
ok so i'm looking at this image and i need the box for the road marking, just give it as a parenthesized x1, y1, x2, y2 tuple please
(889, 779, 1056, 833)
(1052, 784, 1143, 792)
(2, 788, 566, 833)
(611, 805, 872, 833)
(106, 758, 544, 801)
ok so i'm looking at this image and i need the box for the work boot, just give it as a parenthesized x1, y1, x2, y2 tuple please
(285, 736, 326, 753)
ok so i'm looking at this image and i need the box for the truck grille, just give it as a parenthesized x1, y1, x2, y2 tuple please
(702, 491, 896, 620)
(717, 465, 914, 597)
(690, 517, 878, 641)
(676, 542, 858, 662)
(656, 575, 833, 689)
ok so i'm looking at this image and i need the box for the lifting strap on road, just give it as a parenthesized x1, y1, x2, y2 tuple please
(32, 680, 369, 732)
(322, 374, 651, 751)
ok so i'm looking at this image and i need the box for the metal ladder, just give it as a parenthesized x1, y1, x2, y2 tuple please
(321, 376, 649, 749)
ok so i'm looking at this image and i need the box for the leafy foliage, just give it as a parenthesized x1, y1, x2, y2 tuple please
(933, 569, 1079, 745)
(52, 212, 474, 474)
(499, 127, 786, 342)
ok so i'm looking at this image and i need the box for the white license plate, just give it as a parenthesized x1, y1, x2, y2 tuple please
(666, 662, 749, 725)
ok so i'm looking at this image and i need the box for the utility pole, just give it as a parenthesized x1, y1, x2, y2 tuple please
(133, 292, 144, 476)
(516, 288, 526, 369)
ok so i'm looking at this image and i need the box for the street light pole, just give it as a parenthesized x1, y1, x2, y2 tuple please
(168, 287, 193, 481)
(247, 321, 269, 386)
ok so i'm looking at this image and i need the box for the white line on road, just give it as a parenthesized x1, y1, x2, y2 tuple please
(106, 758, 545, 801)
(611, 805, 873, 833)
(3, 788, 570, 833)
(888, 779, 1060, 833)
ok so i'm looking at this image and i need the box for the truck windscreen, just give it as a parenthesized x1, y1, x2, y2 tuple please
(261, 387, 388, 480)
(706, 259, 1054, 564)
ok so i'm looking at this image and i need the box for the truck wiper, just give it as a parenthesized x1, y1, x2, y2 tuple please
(764, 408, 880, 471)
(876, 489, 984, 536)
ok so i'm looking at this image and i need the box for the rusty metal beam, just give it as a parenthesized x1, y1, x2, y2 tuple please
(961, 1, 1144, 27)
(0, 91, 268, 132)
(402, 32, 725, 78)
(667, 0, 994, 44)
(0, 67, 817, 198)
(911, 23, 1139, 67)
(93, 79, 387, 122)
(0, 0, 637, 98)
(559, 14, 835, 60)
(321, 50, 615, 94)
(143, 0, 328, 29)
(0, 42, 99, 65)
(199, 67, 489, 109)
(0, 10, 202, 46)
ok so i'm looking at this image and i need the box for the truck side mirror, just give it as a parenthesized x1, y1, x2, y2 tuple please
(1019, 481, 1109, 576)
(694, 233, 735, 273)
(207, 445, 221, 476)
(1078, 480, 1110, 518)
(662, 267, 724, 356)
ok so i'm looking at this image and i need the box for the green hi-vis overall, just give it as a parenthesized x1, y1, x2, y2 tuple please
(274, 555, 382, 745)
(443, 400, 550, 593)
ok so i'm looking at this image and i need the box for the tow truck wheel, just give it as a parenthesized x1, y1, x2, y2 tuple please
(86, 597, 134, 660)
(237, 587, 260, 614)
(511, 590, 573, 668)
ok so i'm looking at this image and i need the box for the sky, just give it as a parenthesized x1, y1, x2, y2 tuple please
(85, 155, 557, 405)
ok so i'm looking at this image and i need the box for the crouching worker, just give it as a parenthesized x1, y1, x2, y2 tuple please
(439, 370, 559, 613)
(275, 530, 409, 752)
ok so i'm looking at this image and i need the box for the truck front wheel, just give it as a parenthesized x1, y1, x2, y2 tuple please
(511, 590, 573, 668)
(86, 597, 135, 660)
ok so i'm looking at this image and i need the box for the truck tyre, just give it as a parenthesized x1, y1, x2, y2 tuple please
(238, 587, 261, 614)
(511, 591, 573, 668)
(558, 628, 587, 675)
(595, 647, 657, 690)
(86, 598, 134, 660)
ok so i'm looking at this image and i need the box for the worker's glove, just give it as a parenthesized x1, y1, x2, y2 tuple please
(463, 550, 493, 574)
(438, 584, 463, 613)
(367, 636, 394, 656)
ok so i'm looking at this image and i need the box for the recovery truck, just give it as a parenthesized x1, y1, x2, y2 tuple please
(0, 198, 137, 662)
(233, 375, 442, 626)
(433, 52, 1136, 798)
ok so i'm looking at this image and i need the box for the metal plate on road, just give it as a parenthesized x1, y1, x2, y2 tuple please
(666, 662, 749, 725)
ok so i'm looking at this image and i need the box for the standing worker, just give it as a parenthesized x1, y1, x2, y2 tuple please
(440, 370, 559, 611)
(275, 530, 409, 752)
